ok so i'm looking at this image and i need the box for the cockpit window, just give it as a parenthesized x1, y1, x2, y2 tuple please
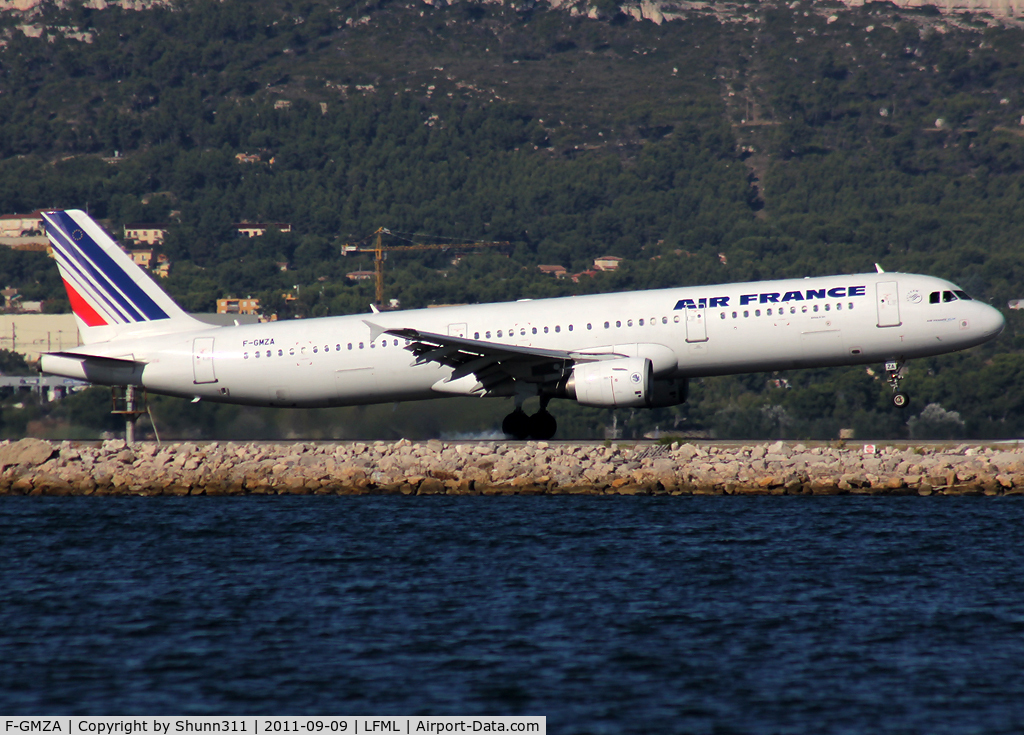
(943, 291, 956, 302)
(954, 290, 973, 301)
(929, 291, 940, 304)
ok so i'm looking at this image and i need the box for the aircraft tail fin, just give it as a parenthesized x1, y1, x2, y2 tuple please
(42, 209, 207, 344)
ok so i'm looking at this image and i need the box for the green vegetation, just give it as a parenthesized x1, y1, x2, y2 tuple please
(1, 0, 1024, 440)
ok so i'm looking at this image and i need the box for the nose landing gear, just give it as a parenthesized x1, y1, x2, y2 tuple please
(885, 360, 910, 409)
(502, 396, 558, 440)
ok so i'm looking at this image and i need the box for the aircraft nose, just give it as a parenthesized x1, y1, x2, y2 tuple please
(980, 303, 1006, 338)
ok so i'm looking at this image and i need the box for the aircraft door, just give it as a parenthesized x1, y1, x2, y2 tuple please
(192, 337, 217, 384)
(685, 308, 708, 343)
(876, 282, 902, 328)
(448, 323, 467, 338)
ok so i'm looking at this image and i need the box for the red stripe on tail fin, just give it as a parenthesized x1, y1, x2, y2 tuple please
(63, 279, 108, 327)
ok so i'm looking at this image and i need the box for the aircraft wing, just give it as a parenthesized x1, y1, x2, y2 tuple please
(369, 323, 625, 395)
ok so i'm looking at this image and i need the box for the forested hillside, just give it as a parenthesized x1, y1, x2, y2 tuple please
(2, 0, 1024, 440)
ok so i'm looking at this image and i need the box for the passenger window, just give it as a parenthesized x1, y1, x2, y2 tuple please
(604, 322, 610, 329)
(943, 291, 956, 302)
(790, 307, 796, 314)
(544, 326, 549, 334)
(587, 323, 592, 330)
(370, 342, 375, 349)
(639, 319, 644, 326)
(824, 304, 830, 311)
(474, 332, 479, 339)
(732, 312, 737, 319)
(289, 348, 295, 356)
(568, 325, 573, 332)
(313, 346, 318, 353)
(627, 320, 633, 327)
(335, 344, 340, 351)
(348, 343, 353, 350)
(497, 330, 502, 338)
(662, 317, 668, 324)
(673, 315, 680, 323)
(767, 308, 772, 316)
(813, 305, 818, 313)
(754, 309, 760, 317)
(849, 303, 854, 310)
(359, 342, 364, 349)
(930, 292, 941, 304)
(266, 351, 271, 358)
(245, 352, 250, 359)
(278, 350, 283, 356)
(521, 328, 526, 336)
(485, 331, 491, 339)
(743, 311, 749, 318)
(801, 306, 808, 313)
(555, 325, 561, 333)
(837, 304, 842, 311)
(616, 321, 622, 328)
(720, 313, 726, 319)
(532, 327, 537, 334)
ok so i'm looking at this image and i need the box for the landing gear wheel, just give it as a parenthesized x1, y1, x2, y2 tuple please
(528, 410, 557, 440)
(502, 409, 531, 440)
(884, 360, 909, 411)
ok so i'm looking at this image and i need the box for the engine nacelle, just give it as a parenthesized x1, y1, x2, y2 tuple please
(648, 377, 689, 408)
(567, 357, 652, 408)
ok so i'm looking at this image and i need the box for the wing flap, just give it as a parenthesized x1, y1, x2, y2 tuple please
(384, 326, 627, 396)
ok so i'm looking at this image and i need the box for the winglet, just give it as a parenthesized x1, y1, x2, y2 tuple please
(362, 320, 386, 342)
(875, 263, 886, 273)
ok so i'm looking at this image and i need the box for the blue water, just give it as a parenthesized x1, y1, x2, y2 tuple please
(1, 497, 1023, 733)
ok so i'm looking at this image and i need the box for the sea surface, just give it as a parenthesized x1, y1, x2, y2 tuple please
(1, 496, 1023, 733)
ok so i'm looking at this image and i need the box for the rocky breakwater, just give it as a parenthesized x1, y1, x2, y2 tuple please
(2, 437, 1024, 496)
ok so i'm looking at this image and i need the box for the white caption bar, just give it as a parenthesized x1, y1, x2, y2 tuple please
(1, 718, 545, 735)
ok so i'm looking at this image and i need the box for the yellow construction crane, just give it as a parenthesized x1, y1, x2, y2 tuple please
(341, 227, 510, 308)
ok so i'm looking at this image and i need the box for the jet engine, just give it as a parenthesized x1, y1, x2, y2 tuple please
(566, 357, 652, 408)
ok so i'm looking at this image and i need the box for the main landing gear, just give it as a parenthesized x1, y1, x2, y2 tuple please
(885, 360, 910, 409)
(502, 397, 557, 440)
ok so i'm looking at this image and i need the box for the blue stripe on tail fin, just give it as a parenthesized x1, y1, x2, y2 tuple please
(43, 209, 206, 343)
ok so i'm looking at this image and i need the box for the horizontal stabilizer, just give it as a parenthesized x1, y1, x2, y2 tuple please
(40, 350, 145, 384)
(44, 351, 145, 367)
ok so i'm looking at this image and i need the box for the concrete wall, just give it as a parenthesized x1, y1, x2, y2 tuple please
(0, 314, 80, 361)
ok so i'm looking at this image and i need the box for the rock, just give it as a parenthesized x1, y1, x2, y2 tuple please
(0, 438, 56, 470)
(0, 440, 1019, 496)
(417, 477, 445, 495)
(676, 443, 700, 461)
(768, 441, 788, 455)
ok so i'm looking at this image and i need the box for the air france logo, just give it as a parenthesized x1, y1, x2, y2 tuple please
(630, 372, 642, 384)
(673, 285, 866, 310)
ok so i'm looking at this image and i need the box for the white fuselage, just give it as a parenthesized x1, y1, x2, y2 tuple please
(41, 272, 1005, 408)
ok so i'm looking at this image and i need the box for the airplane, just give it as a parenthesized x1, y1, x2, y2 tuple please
(38, 209, 1005, 440)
